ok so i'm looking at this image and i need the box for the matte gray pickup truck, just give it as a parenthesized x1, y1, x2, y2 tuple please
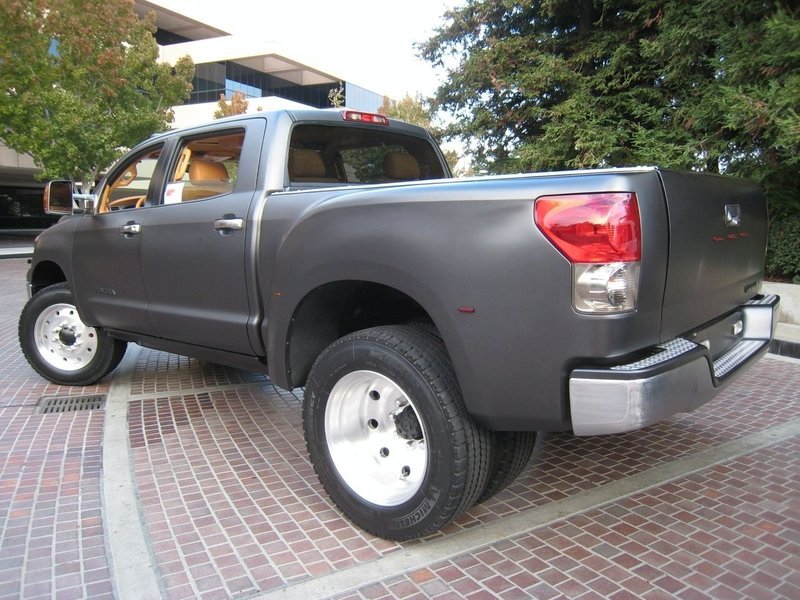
(20, 108, 779, 539)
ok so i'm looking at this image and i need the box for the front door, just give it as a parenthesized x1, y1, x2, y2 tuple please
(71, 144, 165, 335)
(139, 124, 262, 355)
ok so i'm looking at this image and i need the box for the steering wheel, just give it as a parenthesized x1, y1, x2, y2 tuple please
(107, 195, 146, 210)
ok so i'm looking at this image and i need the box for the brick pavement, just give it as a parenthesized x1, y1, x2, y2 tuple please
(0, 259, 114, 599)
(0, 255, 797, 599)
(332, 437, 800, 600)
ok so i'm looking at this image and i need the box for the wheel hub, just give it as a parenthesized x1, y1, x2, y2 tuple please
(58, 327, 77, 346)
(394, 405, 423, 440)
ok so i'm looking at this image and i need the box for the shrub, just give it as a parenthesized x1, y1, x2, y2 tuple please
(766, 213, 800, 282)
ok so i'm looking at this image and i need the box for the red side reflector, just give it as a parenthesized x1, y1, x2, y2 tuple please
(342, 110, 390, 126)
(534, 193, 641, 263)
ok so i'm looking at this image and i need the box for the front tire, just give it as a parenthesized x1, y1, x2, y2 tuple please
(19, 283, 127, 386)
(304, 325, 491, 540)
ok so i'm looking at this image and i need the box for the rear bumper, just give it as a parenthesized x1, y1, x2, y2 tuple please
(569, 294, 779, 436)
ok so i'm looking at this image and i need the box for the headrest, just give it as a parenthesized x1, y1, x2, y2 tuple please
(189, 160, 229, 182)
(289, 149, 326, 179)
(384, 152, 420, 180)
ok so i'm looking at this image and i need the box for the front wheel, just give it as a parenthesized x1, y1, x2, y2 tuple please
(304, 325, 492, 540)
(19, 283, 127, 386)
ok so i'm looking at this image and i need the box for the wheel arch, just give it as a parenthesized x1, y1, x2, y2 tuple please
(29, 260, 67, 296)
(279, 280, 439, 389)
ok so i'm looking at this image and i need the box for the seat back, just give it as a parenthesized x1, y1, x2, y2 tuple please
(183, 160, 233, 201)
(384, 152, 420, 180)
(289, 149, 340, 182)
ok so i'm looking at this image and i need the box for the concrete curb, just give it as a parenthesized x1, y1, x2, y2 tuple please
(0, 247, 33, 259)
(763, 282, 799, 325)
(101, 345, 164, 600)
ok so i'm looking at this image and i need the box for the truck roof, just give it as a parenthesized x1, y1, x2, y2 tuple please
(149, 107, 431, 141)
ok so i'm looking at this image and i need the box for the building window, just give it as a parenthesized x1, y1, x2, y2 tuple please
(0, 186, 58, 231)
(187, 60, 339, 109)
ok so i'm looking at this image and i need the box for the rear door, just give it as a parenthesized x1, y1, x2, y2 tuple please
(139, 119, 266, 355)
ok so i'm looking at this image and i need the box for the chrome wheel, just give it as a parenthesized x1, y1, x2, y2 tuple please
(33, 303, 98, 372)
(324, 369, 428, 506)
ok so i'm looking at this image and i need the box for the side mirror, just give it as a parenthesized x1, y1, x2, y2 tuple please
(44, 180, 74, 215)
(43, 181, 96, 215)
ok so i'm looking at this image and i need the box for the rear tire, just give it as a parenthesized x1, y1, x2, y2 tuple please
(19, 283, 127, 386)
(477, 431, 537, 504)
(304, 325, 491, 540)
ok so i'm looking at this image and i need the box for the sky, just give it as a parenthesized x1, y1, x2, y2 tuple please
(206, 0, 462, 100)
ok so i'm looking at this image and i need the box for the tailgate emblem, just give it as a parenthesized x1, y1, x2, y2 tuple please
(724, 204, 741, 227)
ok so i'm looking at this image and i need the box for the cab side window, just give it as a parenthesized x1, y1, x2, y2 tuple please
(99, 146, 163, 213)
(164, 130, 244, 204)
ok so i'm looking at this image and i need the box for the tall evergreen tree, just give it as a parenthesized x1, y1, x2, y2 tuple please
(421, 0, 799, 214)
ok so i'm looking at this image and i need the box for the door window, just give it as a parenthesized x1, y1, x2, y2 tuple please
(164, 130, 244, 204)
(98, 146, 163, 213)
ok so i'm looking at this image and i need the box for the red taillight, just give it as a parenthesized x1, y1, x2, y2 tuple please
(534, 193, 641, 263)
(342, 110, 390, 126)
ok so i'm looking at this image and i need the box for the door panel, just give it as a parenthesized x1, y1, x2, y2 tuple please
(139, 193, 254, 353)
(71, 209, 154, 333)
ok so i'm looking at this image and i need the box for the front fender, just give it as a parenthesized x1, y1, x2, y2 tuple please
(27, 217, 78, 295)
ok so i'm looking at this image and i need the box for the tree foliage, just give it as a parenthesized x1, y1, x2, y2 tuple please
(379, 94, 434, 128)
(421, 0, 800, 214)
(0, 0, 194, 185)
(213, 91, 249, 119)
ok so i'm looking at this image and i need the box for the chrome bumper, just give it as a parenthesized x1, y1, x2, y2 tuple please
(569, 295, 780, 436)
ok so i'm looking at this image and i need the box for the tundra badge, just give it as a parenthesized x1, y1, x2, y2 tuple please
(724, 204, 741, 227)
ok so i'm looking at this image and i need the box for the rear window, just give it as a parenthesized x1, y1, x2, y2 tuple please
(288, 124, 445, 185)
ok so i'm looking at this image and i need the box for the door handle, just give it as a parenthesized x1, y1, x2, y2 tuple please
(213, 218, 243, 231)
(120, 223, 141, 236)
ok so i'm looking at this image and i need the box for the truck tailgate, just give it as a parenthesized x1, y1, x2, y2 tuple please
(658, 170, 768, 343)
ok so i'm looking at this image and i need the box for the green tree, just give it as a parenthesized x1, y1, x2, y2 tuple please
(379, 94, 434, 127)
(0, 0, 194, 187)
(213, 90, 249, 119)
(421, 1, 799, 200)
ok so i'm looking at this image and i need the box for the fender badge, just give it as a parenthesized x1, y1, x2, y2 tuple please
(724, 204, 741, 228)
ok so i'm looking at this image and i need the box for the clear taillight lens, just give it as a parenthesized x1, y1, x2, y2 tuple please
(573, 262, 640, 313)
(535, 193, 642, 314)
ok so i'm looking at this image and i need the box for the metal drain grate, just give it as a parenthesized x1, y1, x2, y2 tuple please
(36, 394, 107, 414)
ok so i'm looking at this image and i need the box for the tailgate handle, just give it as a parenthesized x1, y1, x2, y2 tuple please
(213, 218, 243, 231)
